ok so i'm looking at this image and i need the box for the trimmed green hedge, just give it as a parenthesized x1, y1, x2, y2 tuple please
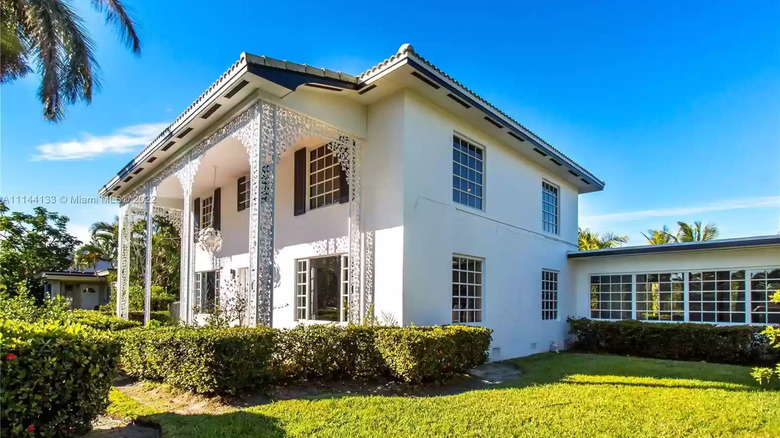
(0, 319, 120, 437)
(118, 324, 493, 394)
(128, 310, 174, 325)
(69, 309, 141, 331)
(118, 326, 278, 394)
(376, 325, 493, 383)
(569, 318, 779, 365)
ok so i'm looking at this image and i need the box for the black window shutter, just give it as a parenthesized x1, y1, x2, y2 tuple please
(237, 177, 245, 211)
(193, 197, 200, 243)
(294, 147, 307, 216)
(213, 188, 221, 230)
(339, 164, 349, 204)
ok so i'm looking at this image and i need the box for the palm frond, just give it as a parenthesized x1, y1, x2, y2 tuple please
(90, 0, 140, 54)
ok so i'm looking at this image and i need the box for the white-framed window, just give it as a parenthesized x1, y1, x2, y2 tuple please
(590, 274, 632, 320)
(749, 268, 780, 324)
(196, 270, 220, 312)
(309, 144, 340, 210)
(201, 196, 214, 229)
(452, 136, 484, 210)
(688, 270, 746, 323)
(295, 255, 349, 322)
(542, 270, 559, 320)
(636, 273, 685, 321)
(542, 181, 559, 234)
(452, 255, 483, 323)
(237, 176, 250, 211)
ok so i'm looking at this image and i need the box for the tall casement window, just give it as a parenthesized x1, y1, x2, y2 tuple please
(452, 136, 484, 210)
(542, 181, 559, 234)
(309, 144, 341, 210)
(295, 255, 349, 322)
(195, 270, 220, 312)
(452, 255, 483, 323)
(688, 270, 746, 323)
(590, 275, 632, 320)
(636, 273, 685, 321)
(541, 270, 559, 320)
(237, 176, 250, 211)
(201, 196, 214, 229)
(750, 269, 780, 323)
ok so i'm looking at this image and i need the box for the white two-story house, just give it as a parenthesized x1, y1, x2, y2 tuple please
(99, 44, 779, 360)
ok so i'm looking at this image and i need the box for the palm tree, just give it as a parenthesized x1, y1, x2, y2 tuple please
(578, 228, 628, 251)
(642, 225, 677, 245)
(1, 0, 141, 121)
(676, 221, 719, 242)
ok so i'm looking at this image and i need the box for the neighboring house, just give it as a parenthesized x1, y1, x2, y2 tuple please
(40, 261, 114, 310)
(98, 44, 779, 359)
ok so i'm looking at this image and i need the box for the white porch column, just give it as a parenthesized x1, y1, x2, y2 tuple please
(143, 187, 156, 325)
(116, 203, 128, 319)
(176, 155, 199, 325)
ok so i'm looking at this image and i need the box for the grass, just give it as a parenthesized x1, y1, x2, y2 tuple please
(107, 353, 780, 437)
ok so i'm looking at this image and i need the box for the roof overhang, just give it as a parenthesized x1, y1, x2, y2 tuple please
(568, 235, 780, 259)
(39, 272, 107, 282)
(99, 45, 604, 198)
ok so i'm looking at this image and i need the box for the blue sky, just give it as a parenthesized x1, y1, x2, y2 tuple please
(1, 0, 778, 245)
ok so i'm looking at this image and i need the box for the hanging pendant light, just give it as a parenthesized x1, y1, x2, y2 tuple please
(198, 166, 223, 254)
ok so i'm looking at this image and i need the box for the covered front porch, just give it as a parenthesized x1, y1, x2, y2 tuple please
(113, 98, 369, 327)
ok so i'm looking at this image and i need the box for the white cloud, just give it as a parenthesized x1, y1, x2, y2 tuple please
(32, 122, 169, 161)
(582, 196, 780, 225)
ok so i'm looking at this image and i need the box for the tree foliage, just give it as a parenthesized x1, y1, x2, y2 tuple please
(643, 221, 720, 245)
(578, 228, 628, 251)
(0, 0, 141, 121)
(0, 200, 80, 296)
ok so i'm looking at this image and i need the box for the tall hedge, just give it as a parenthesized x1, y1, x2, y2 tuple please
(69, 309, 141, 331)
(375, 325, 493, 383)
(569, 318, 778, 365)
(118, 326, 278, 394)
(0, 320, 120, 437)
(118, 324, 493, 394)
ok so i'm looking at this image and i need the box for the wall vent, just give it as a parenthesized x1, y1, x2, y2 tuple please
(161, 141, 175, 151)
(411, 71, 440, 89)
(358, 84, 377, 95)
(483, 116, 503, 129)
(132, 168, 144, 175)
(224, 80, 249, 99)
(532, 147, 547, 156)
(176, 128, 193, 139)
(147, 156, 157, 163)
(201, 104, 222, 119)
(447, 93, 471, 108)
(508, 131, 525, 142)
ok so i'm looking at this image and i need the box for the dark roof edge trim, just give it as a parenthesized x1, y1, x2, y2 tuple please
(568, 236, 780, 259)
(405, 58, 604, 190)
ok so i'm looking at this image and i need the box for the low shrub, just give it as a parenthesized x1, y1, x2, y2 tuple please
(0, 289, 70, 324)
(375, 325, 493, 383)
(118, 324, 493, 393)
(128, 310, 174, 325)
(276, 325, 387, 380)
(118, 326, 278, 394)
(69, 309, 141, 331)
(568, 318, 779, 366)
(0, 319, 120, 437)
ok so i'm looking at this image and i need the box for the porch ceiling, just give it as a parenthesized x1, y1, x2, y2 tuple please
(100, 44, 604, 199)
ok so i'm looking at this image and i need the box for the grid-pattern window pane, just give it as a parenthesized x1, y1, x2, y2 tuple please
(688, 270, 746, 323)
(542, 181, 559, 234)
(452, 255, 483, 323)
(749, 269, 780, 324)
(237, 176, 250, 211)
(542, 270, 559, 320)
(452, 137, 484, 210)
(201, 196, 213, 229)
(590, 275, 632, 319)
(196, 270, 220, 312)
(309, 145, 340, 210)
(295, 260, 308, 320)
(341, 255, 349, 322)
(636, 273, 684, 321)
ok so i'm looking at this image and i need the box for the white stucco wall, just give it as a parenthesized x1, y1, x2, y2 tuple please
(399, 91, 580, 360)
(570, 246, 780, 323)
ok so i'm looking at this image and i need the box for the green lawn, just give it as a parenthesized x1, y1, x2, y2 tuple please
(108, 353, 780, 437)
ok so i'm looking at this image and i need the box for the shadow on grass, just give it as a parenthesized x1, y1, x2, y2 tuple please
(95, 412, 286, 438)
(504, 352, 780, 392)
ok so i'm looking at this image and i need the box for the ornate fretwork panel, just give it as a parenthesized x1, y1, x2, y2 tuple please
(115, 98, 365, 326)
